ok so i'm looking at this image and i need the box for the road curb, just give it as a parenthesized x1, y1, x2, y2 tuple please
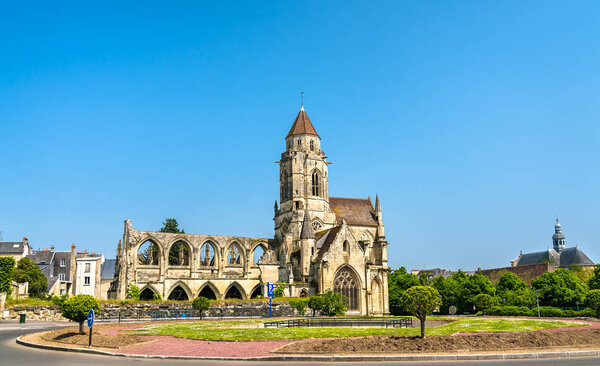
(15, 336, 600, 362)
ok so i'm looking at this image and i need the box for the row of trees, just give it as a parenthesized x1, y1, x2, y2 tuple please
(390, 265, 600, 315)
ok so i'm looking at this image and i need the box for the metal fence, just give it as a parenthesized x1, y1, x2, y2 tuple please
(96, 307, 284, 322)
(264, 317, 413, 329)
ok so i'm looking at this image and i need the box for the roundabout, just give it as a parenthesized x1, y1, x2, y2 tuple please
(10, 316, 600, 363)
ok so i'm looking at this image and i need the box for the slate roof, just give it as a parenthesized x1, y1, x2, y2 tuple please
(315, 226, 341, 260)
(0, 241, 25, 254)
(29, 251, 54, 265)
(329, 197, 378, 227)
(101, 259, 117, 280)
(515, 247, 595, 267)
(287, 107, 318, 137)
(300, 210, 315, 239)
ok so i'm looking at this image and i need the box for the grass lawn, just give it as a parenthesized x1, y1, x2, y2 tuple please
(135, 317, 586, 341)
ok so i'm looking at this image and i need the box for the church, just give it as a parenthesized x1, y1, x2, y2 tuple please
(110, 106, 390, 315)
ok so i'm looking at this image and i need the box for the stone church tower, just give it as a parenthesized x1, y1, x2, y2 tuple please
(273, 106, 390, 315)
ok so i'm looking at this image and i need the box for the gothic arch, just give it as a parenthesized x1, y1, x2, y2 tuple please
(199, 240, 218, 267)
(250, 242, 267, 265)
(166, 239, 192, 266)
(333, 265, 361, 311)
(139, 285, 160, 301)
(281, 170, 289, 201)
(226, 241, 244, 266)
(136, 238, 162, 266)
(167, 281, 192, 301)
(197, 282, 220, 300)
(249, 284, 263, 299)
(224, 282, 246, 300)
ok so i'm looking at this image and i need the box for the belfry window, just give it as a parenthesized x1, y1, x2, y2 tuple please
(312, 170, 320, 197)
(310, 140, 314, 151)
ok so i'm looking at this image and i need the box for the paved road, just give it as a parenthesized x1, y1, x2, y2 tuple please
(1, 320, 599, 365)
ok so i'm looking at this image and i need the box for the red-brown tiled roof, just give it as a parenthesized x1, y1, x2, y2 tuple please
(329, 197, 378, 227)
(287, 108, 318, 138)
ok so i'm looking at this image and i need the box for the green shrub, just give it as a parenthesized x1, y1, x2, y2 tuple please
(320, 290, 348, 316)
(486, 306, 535, 317)
(192, 296, 211, 319)
(585, 289, 600, 318)
(289, 298, 309, 316)
(307, 296, 324, 316)
(273, 285, 285, 298)
(50, 294, 69, 306)
(474, 294, 495, 315)
(127, 284, 140, 300)
(400, 286, 442, 338)
(61, 295, 100, 334)
(538, 306, 565, 317)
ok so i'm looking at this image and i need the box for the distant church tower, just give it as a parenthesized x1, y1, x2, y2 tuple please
(552, 218, 566, 252)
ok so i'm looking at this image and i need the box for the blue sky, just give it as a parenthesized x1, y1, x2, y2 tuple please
(1, 2, 598, 270)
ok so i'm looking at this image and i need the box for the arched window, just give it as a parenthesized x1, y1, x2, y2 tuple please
(299, 289, 308, 298)
(138, 240, 159, 265)
(334, 267, 359, 310)
(200, 242, 216, 267)
(168, 241, 190, 266)
(252, 245, 266, 265)
(167, 285, 189, 301)
(342, 240, 349, 254)
(310, 140, 314, 151)
(281, 172, 289, 201)
(227, 243, 242, 266)
(312, 170, 320, 197)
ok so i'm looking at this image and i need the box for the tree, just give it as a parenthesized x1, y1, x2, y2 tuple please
(273, 284, 285, 298)
(585, 289, 600, 318)
(400, 286, 442, 338)
(12, 257, 47, 297)
(0, 257, 15, 294)
(496, 272, 527, 294)
(320, 290, 348, 316)
(289, 298, 309, 316)
(61, 295, 100, 334)
(588, 265, 600, 290)
(127, 283, 140, 300)
(159, 218, 184, 233)
(532, 268, 586, 307)
(388, 267, 420, 315)
(307, 296, 324, 316)
(192, 296, 211, 319)
(460, 274, 495, 313)
(474, 294, 495, 315)
(432, 276, 461, 314)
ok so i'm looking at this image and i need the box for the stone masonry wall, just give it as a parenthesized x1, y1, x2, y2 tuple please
(3, 301, 298, 321)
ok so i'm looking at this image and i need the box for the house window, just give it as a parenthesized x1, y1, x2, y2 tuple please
(60, 289, 65, 295)
(58, 273, 65, 281)
(84, 276, 90, 285)
(60, 259, 66, 267)
(85, 263, 90, 273)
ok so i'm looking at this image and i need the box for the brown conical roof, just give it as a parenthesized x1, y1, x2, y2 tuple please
(287, 107, 318, 138)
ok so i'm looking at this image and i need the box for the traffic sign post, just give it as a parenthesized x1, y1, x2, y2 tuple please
(87, 309, 95, 348)
(267, 283, 274, 317)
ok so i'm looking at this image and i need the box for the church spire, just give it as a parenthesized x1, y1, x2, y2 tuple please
(287, 107, 318, 138)
(300, 209, 314, 239)
(552, 218, 565, 252)
(375, 194, 381, 213)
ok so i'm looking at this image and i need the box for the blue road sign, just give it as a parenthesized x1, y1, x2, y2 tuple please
(267, 282, 274, 299)
(87, 309, 94, 328)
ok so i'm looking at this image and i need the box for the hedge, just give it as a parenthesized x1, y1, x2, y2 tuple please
(484, 306, 594, 318)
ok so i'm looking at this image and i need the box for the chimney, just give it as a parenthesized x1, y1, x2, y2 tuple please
(50, 245, 55, 251)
